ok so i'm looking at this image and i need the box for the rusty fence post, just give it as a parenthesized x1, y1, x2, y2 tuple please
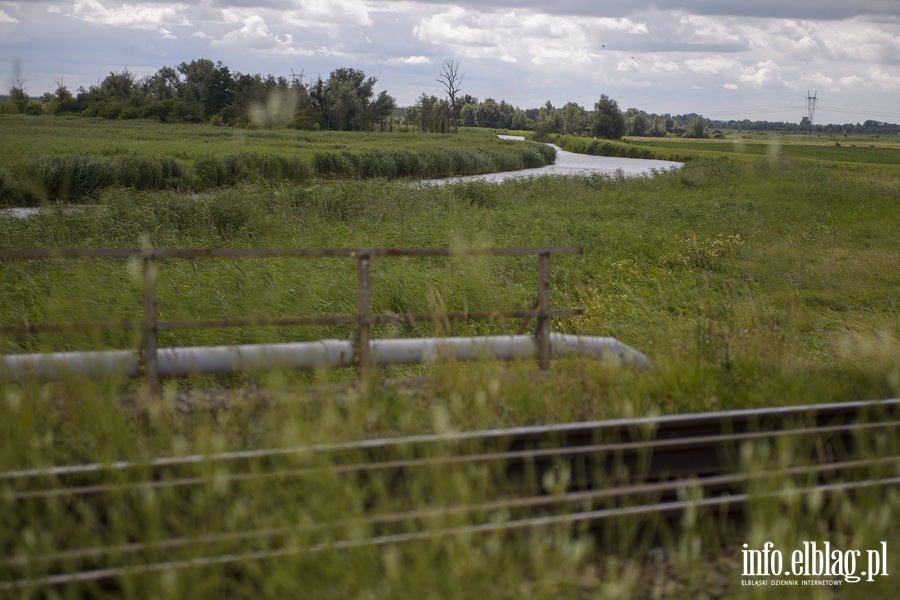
(536, 252, 551, 370)
(141, 252, 160, 396)
(355, 253, 371, 377)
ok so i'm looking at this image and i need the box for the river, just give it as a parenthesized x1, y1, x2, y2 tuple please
(421, 135, 682, 185)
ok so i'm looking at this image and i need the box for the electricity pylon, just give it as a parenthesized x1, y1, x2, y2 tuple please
(806, 90, 818, 133)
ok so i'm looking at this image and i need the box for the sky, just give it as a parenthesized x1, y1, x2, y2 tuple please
(2, 1, 899, 124)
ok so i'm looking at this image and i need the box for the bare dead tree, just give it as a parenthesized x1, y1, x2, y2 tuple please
(436, 57, 463, 133)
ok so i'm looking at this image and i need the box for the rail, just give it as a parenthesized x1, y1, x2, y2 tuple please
(0, 246, 585, 392)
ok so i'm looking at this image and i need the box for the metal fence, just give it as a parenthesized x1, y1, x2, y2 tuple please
(0, 246, 584, 392)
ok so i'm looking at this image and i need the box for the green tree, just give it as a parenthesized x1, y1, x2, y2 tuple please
(625, 108, 648, 136)
(460, 103, 476, 127)
(510, 108, 528, 131)
(176, 59, 234, 119)
(414, 94, 446, 133)
(5, 85, 30, 114)
(592, 95, 625, 139)
(313, 68, 377, 131)
(535, 101, 563, 136)
(685, 116, 708, 138)
(475, 98, 501, 128)
(372, 90, 396, 131)
(99, 69, 137, 101)
(560, 102, 588, 135)
(143, 67, 181, 101)
(40, 79, 78, 115)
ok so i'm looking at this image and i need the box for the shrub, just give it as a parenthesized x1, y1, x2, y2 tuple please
(519, 145, 545, 169)
(358, 150, 398, 179)
(424, 148, 453, 178)
(26, 155, 116, 200)
(209, 195, 251, 238)
(313, 152, 358, 178)
(117, 156, 158, 190)
(447, 148, 493, 176)
(193, 155, 230, 187)
(0, 167, 32, 206)
(23, 101, 44, 116)
(140, 100, 174, 122)
(392, 150, 423, 178)
(261, 154, 312, 183)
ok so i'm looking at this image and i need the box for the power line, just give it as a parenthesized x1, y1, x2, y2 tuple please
(655, 105, 803, 117)
(816, 106, 900, 119)
(661, 104, 900, 122)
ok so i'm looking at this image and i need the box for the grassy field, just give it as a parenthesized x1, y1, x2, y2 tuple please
(1, 122, 899, 597)
(622, 134, 900, 166)
(0, 116, 555, 205)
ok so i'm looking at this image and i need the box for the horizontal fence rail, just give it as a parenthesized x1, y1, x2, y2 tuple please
(0, 246, 608, 393)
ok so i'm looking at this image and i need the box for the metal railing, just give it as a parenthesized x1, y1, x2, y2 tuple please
(1, 246, 583, 392)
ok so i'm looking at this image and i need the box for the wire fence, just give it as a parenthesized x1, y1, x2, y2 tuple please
(2, 397, 896, 592)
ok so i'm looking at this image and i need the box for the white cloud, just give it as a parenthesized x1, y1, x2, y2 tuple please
(684, 56, 740, 75)
(214, 15, 276, 46)
(284, 0, 373, 28)
(70, 0, 192, 30)
(866, 67, 900, 90)
(739, 60, 786, 88)
(412, 6, 643, 73)
(2, 1, 898, 121)
(805, 72, 834, 88)
(594, 17, 649, 35)
(212, 14, 317, 56)
(413, 7, 499, 48)
(839, 75, 866, 88)
(385, 56, 433, 65)
(652, 60, 680, 73)
(677, 14, 744, 45)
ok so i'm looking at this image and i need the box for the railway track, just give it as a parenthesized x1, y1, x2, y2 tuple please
(2, 397, 897, 592)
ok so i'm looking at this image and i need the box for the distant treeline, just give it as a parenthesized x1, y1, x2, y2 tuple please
(2, 60, 395, 132)
(3, 58, 898, 138)
(708, 118, 899, 136)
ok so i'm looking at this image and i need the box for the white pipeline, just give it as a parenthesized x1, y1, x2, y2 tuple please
(1, 333, 649, 381)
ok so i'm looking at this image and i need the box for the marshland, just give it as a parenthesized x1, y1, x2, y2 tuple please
(1, 115, 898, 598)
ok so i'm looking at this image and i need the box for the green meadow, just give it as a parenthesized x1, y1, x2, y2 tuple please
(548, 131, 900, 167)
(0, 116, 555, 206)
(1, 116, 898, 597)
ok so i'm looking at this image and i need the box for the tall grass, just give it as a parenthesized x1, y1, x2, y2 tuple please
(0, 117, 556, 205)
(625, 135, 900, 166)
(2, 157, 897, 405)
(1, 149, 898, 597)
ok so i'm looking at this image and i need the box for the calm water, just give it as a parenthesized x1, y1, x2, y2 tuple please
(421, 135, 682, 185)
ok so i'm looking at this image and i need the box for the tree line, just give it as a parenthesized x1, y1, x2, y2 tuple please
(711, 117, 899, 136)
(0, 57, 704, 140)
(4, 57, 895, 138)
(2, 59, 396, 131)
